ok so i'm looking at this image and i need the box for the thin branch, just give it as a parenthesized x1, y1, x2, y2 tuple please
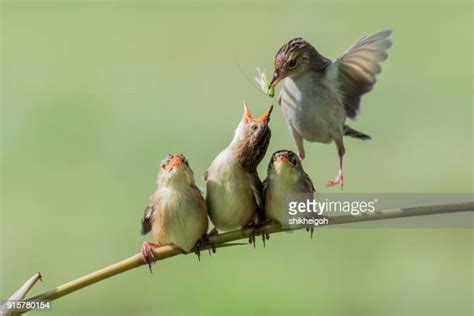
(23, 202, 472, 309)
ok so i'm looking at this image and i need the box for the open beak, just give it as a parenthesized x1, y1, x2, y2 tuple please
(243, 102, 253, 123)
(275, 155, 291, 165)
(166, 155, 185, 171)
(255, 105, 273, 126)
(269, 70, 281, 88)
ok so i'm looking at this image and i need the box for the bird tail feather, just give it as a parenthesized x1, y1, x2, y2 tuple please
(343, 125, 371, 140)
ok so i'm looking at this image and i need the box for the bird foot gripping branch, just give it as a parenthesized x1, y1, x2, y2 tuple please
(242, 220, 270, 248)
(141, 242, 161, 273)
(194, 232, 217, 261)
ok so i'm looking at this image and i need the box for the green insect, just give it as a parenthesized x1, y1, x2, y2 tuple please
(255, 67, 275, 98)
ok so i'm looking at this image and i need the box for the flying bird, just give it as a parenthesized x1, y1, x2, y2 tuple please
(140, 154, 209, 271)
(269, 30, 392, 187)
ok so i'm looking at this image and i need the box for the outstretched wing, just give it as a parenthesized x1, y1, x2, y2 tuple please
(140, 191, 159, 235)
(327, 29, 392, 119)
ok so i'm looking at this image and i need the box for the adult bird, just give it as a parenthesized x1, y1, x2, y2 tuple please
(269, 30, 392, 187)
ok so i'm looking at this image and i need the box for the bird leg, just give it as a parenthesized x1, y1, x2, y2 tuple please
(141, 242, 161, 273)
(290, 126, 305, 160)
(327, 139, 345, 188)
(208, 227, 219, 237)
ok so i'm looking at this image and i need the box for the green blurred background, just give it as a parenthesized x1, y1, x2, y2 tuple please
(1, 1, 472, 315)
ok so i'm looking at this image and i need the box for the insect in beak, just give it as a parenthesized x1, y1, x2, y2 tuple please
(269, 71, 281, 87)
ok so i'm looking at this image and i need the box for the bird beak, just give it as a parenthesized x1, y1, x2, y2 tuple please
(275, 155, 291, 165)
(255, 105, 273, 126)
(166, 155, 185, 171)
(243, 102, 253, 123)
(269, 70, 281, 88)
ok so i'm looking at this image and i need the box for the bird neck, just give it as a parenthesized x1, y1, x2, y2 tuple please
(305, 48, 331, 72)
(228, 121, 270, 173)
(270, 165, 299, 183)
(158, 170, 193, 189)
(229, 120, 247, 145)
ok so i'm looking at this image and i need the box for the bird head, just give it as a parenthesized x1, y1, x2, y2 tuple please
(268, 150, 303, 176)
(158, 153, 195, 186)
(231, 103, 273, 171)
(269, 37, 329, 87)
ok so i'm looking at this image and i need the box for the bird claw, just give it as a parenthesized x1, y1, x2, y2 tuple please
(141, 242, 161, 273)
(305, 224, 315, 239)
(243, 220, 270, 248)
(327, 174, 344, 188)
(194, 232, 217, 261)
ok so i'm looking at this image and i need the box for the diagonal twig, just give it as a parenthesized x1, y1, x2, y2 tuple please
(18, 201, 473, 312)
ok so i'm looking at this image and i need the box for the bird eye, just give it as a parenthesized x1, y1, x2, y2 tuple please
(287, 59, 297, 69)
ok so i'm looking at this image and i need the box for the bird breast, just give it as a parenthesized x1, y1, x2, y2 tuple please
(265, 171, 300, 224)
(279, 70, 346, 143)
(152, 185, 208, 252)
(206, 150, 256, 231)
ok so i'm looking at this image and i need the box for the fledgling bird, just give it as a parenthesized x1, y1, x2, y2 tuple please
(269, 30, 392, 187)
(140, 154, 209, 270)
(205, 103, 273, 240)
(263, 150, 316, 235)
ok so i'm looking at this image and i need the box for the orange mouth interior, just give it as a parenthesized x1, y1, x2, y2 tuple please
(275, 155, 290, 165)
(246, 104, 273, 126)
(166, 156, 184, 170)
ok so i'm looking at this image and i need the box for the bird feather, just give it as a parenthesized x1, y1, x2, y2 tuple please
(327, 29, 392, 119)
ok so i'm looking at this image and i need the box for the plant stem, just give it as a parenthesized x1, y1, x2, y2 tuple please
(23, 202, 473, 310)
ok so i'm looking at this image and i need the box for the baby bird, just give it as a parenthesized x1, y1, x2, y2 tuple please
(205, 103, 273, 238)
(263, 150, 315, 234)
(140, 154, 208, 270)
(269, 30, 392, 187)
